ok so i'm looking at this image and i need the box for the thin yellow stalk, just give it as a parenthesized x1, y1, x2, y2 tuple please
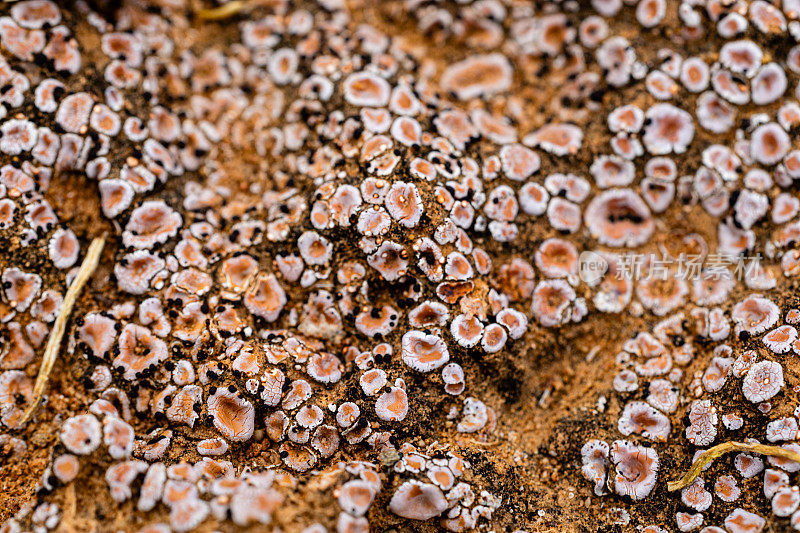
(668, 441, 800, 491)
(19, 235, 106, 425)
(197, 1, 246, 20)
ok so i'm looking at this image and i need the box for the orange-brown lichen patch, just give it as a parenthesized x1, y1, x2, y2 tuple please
(243, 273, 286, 322)
(113, 324, 168, 381)
(207, 389, 255, 442)
(440, 54, 512, 100)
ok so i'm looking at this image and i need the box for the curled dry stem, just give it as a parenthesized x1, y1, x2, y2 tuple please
(196, 1, 247, 20)
(668, 441, 800, 491)
(19, 235, 106, 425)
